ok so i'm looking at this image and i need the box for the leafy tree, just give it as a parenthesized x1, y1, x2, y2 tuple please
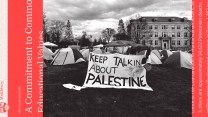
(117, 19, 125, 34)
(101, 28, 116, 43)
(126, 16, 152, 44)
(60, 20, 74, 43)
(113, 19, 131, 41)
(80, 31, 90, 48)
(184, 20, 192, 48)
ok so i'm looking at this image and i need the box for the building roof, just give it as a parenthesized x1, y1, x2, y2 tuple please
(130, 16, 191, 23)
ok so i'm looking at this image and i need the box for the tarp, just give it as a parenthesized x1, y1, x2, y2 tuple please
(164, 51, 192, 69)
(83, 53, 153, 91)
(43, 46, 53, 60)
(51, 47, 85, 65)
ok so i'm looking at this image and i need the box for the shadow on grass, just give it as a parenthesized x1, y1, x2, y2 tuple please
(44, 63, 191, 117)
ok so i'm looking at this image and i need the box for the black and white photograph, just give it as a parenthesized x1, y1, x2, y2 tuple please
(43, 0, 192, 116)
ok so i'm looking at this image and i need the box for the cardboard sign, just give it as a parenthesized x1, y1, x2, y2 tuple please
(83, 53, 153, 91)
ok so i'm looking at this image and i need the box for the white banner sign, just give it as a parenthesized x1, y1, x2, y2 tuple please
(83, 53, 153, 91)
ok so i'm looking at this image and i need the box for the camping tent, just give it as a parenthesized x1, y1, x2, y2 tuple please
(151, 50, 162, 60)
(161, 50, 173, 58)
(43, 42, 58, 47)
(43, 62, 47, 68)
(51, 47, 85, 65)
(164, 51, 192, 69)
(149, 51, 162, 64)
(94, 44, 103, 48)
(80, 48, 102, 61)
(43, 46, 53, 60)
(160, 50, 173, 62)
(137, 50, 147, 55)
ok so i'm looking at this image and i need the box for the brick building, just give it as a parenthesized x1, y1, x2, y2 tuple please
(127, 17, 192, 50)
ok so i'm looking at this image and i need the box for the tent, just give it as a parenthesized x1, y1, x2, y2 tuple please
(43, 42, 58, 47)
(149, 51, 162, 64)
(137, 50, 147, 55)
(93, 44, 103, 48)
(160, 50, 173, 62)
(161, 50, 173, 58)
(43, 46, 53, 60)
(68, 45, 80, 50)
(51, 47, 85, 65)
(151, 50, 162, 60)
(43, 62, 47, 68)
(164, 51, 192, 69)
(80, 48, 102, 61)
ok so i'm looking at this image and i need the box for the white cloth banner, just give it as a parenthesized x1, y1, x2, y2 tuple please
(83, 53, 153, 91)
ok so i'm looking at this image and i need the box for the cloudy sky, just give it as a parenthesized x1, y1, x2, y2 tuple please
(44, 0, 192, 38)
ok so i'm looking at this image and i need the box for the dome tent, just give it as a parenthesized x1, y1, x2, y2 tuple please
(148, 50, 162, 64)
(164, 51, 192, 69)
(161, 50, 173, 62)
(161, 50, 173, 57)
(51, 47, 85, 65)
(149, 52, 162, 64)
(151, 50, 162, 60)
(43, 46, 53, 60)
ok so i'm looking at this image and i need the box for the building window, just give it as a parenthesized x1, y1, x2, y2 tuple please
(137, 25, 140, 29)
(185, 40, 188, 45)
(155, 40, 158, 45)
(149, 25, 152, 29)
(149, 33, 153, 37)
(162, 32, 168, 37)
(177, 25, 181, 29)
(155, 32, 158, 37)
(155, 25, 158, 29)
(149, 40, 153, 45)
(184, 32, 188, 37)
(172, 32, 175, 37)
(171, 25, 175, 29)
(177, 40, 180, 45)
(177, 32, 180, 37)
(142, 26, 145, 29)
(184, 25, 188, 29)
(172, 40, 175, 45)
(162, 25, 168, 29)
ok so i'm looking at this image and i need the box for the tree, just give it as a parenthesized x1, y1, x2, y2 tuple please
(60, 20, 74, 43)
(80, 31, 90, 48)
(126, 17, 152, 44)
(118, 19, 125, 34)
(114, 19, 131, 41)
(43, 12, 49, 42)
(184, 20, 192, 49)
(113, 33, 131, 41)
(101, 28, 116, 43)
(47, 20, 65, 44)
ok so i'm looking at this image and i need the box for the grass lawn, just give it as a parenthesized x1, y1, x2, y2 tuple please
(44, 62, 191, 117)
